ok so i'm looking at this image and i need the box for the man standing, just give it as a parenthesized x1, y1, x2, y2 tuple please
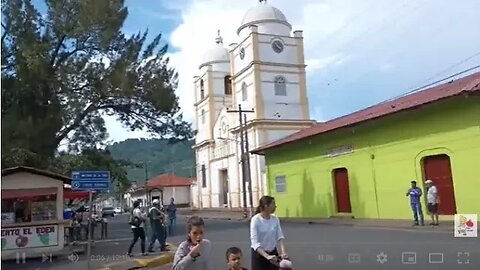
(425, 180, 440, 226)
(406, 180, 424, 226)
(166, 197, 177, 236)
(148, 199, 167, 252)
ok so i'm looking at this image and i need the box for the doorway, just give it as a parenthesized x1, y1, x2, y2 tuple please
(219, 169, 229, 207)
(333, 168, 352, 213)
(423, 154, 457, 214)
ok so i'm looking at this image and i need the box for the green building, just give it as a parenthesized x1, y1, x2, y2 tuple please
(252, 72, 480, 220)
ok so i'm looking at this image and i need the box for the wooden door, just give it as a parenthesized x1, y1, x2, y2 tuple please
(333, 168, 352, 213)
(220, 170, 229, 206)
(423, 154, 457, 215)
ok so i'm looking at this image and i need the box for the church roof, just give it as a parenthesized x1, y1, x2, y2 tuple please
(238, 0, 291, 34)
(199, 30, 230, 69)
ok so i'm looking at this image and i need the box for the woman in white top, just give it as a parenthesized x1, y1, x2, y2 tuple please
(250, 196, 288, 270)
(127, 200, 148, 256)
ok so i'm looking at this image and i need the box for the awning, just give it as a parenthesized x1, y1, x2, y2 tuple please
(1, 188, 57, 199)
(63, 189, 92, 200)
(1, 188, 94, 200)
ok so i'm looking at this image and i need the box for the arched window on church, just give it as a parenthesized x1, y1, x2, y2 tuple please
(274, 76, 287, 96)
(241, 82, 247, 101)
(224, 76, 232, 95)
(200, 79, 205, 99)
(201, 109, 206, 124)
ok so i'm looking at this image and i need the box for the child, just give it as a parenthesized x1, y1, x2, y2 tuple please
(172, 216, 213, 270)
(226, 247, 248, 270)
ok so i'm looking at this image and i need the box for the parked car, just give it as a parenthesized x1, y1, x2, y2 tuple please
(101, 207, 115, 217)
(114, 207, 121, 215)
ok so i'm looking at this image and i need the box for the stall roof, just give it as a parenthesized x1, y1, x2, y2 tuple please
(1, 166, 71, 184)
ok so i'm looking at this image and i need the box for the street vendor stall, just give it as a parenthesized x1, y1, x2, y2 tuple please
(1, 166, 71, 260)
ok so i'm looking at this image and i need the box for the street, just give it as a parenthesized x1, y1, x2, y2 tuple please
(2, 213, 479, 270)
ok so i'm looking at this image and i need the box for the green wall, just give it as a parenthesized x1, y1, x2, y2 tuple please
(265, 96, 480, 219)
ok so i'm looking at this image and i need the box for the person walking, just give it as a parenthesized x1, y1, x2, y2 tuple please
(250, 195, 289, 270)
(148, 199, 167, 252)
(127, 200, 148, 256)
(406, 180, 425, 226)
(166, 197, 177, 236)
(425, 179, 440, 226)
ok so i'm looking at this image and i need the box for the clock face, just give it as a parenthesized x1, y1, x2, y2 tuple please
(272, 40, 284, 53)
(239, 47, 245, 59)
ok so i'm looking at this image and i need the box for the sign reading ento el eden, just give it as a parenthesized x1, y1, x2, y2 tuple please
(1, 225, 58, 250)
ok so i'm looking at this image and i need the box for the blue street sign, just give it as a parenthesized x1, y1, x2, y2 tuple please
(71, 171, 110, 191)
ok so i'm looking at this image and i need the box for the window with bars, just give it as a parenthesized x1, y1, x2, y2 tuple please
(201, 164, 207, 188)
(274, 175, 286, 193)
(242, 82, 247, 101)
(224, 76, 232, 95)
(200, 79, 205, 99)
(274, 76, 287, 96)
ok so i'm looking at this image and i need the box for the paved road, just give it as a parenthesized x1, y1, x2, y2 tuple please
(2, 214, 479, 270)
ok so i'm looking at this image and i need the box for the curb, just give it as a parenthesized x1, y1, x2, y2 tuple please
(280, 219, 457, 233)
(99, 243, 176, 270)
(181, 214, 247, 222)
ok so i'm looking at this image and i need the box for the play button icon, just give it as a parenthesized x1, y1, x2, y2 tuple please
(42, 253, 52, 263)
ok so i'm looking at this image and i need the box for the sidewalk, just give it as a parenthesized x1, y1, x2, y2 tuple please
(178, 208, 479, 233)
(178, 207, 246, 221)
(98, 243, 176, 270)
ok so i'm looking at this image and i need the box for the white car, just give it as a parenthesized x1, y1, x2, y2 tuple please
(114, 207, 122, 214)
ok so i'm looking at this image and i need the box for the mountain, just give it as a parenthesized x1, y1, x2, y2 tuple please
(108, 138, 196, 184)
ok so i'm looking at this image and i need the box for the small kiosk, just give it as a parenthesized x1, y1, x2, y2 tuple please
(1, 166, 70, 260)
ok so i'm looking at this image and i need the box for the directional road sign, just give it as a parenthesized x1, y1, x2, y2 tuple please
(71, 171, 110, 191)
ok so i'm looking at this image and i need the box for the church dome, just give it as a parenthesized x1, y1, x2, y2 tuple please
(237, 0, 292, 35)
(199, 31, 230, 69)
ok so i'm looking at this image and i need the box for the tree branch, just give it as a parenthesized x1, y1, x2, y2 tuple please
(50, 35, 67, 67)
(1, 22, 8, 42)
(55, 103, 97, 145)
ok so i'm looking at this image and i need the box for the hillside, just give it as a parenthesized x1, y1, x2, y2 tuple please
(108, 138, 196, 184)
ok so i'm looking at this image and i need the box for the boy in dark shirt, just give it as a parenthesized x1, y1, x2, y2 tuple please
(226, 247, 248, 270)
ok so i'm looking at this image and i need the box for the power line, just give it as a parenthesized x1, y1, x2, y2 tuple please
(410, 51, 480, 89)
(380, 65, 480, 103)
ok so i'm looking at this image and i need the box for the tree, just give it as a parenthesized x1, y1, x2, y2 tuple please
(1, 0, 192, 158)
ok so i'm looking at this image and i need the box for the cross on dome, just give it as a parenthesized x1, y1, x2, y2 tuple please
(215, 29, 223, 44)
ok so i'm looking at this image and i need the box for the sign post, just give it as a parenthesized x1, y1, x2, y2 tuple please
(72, 171, 110, 270)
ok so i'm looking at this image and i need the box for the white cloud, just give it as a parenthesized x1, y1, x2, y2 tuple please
(105, 0, 480, 142)
(167, 0, 427, 123)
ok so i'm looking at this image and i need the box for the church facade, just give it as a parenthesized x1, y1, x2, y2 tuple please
(192, 1, 315, 208)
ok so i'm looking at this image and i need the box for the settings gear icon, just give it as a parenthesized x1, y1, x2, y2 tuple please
(377, 252, 388, 264)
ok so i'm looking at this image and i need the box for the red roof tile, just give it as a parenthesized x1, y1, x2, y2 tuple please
(252, 72, 480, 155)
(147, 174, 192, 187)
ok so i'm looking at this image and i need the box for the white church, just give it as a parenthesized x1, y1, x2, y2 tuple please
(192, 0, 315, 209)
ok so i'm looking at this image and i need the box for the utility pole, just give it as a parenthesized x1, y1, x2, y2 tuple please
(243, 113, 254, 217)
(227, 104, 254, 218)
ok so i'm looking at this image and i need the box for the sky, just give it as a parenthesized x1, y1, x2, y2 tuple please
(35, 0, 480, 142)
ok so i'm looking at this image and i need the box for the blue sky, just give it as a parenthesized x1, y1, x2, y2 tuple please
(33, 0, 480, 142)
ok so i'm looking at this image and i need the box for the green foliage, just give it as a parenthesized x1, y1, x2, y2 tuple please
(108, 138, 196, 183)
(1, 0, 193, 158)
(1, 146, 131, 197)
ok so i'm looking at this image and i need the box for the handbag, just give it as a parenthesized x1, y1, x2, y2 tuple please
(128, 211, 143, 227)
